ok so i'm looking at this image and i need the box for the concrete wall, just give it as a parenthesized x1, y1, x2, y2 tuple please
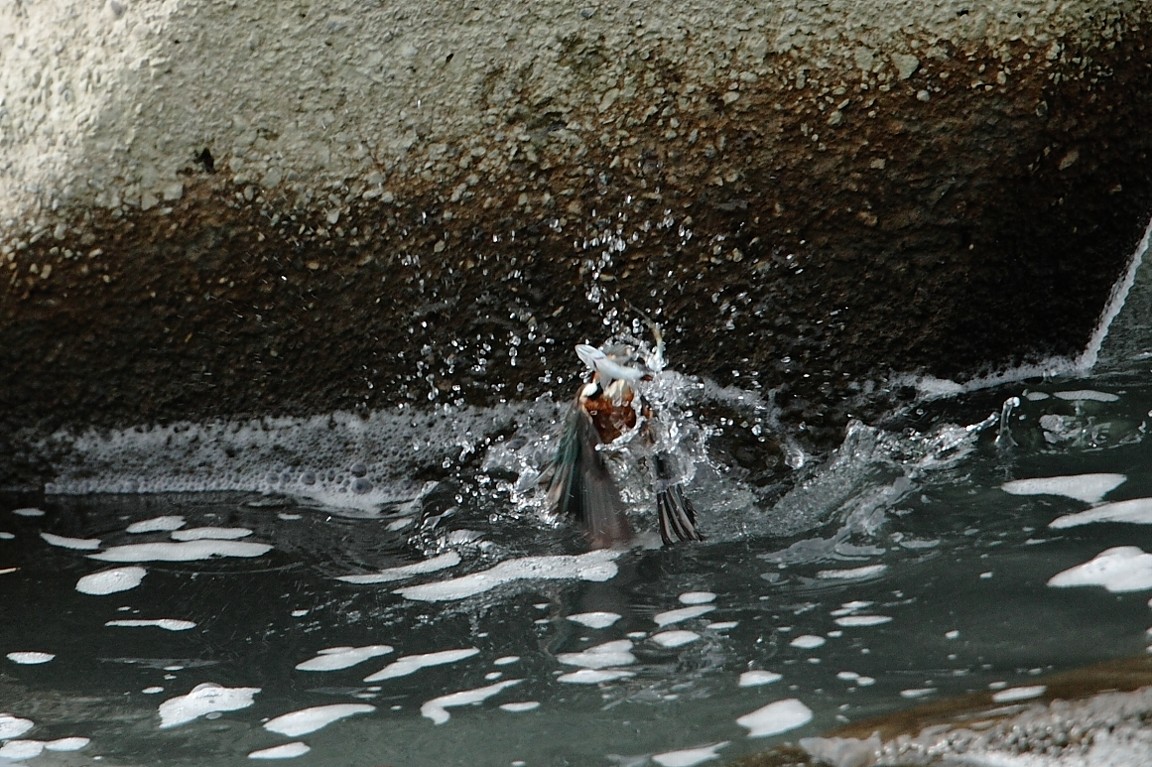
(3, 0, 1152, 463)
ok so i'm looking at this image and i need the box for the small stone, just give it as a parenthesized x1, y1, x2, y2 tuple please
(892, 53, 921, 80)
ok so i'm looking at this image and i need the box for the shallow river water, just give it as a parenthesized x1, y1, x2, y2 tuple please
(5, 233, 1152, 766)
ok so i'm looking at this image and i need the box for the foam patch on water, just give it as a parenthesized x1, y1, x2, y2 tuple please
(834, 615, 892, 627)
(991, 685, 1047, 703)
(42, 406, 525, 513)
(652, 741, 730, 767)
(651, 630, 700, 648)
(737, 699, 813, 738)
(654, 605, 715, 626)
(249, 743, 311, 760)
(105, 619, 196, 631)
(500, 701, 540, 713)
(568, 611, 622, 629)
(263, 704, 375, 737)
(12, 507, 45, 517)
(1047, 547, 1152, 592)
(393, 550, 620, 602)
(557, 640, 635, 669)
(739, 671, 783, 687)
(816, 564, 888, 580)
(295, 645, 394, 672)
(556, 668, 634, 684)
(40, 532, 102, 550)
(790, 635, 826, 650)
(420, 679, 522, 725)
(158, 683, 260, 728)
(170, 527, 253, 541)
(1050, 498, 1152, 529)
(90, 540, 272, 562)
(1052, 389, 1120, 402)
(0, 740, 43, 759)
(837, 671, 876, 686)
(76, 566, 147, 595)
(1002, 474, 1126, 504)
(363, 648, 479, 683)
(678, 591, 716, 605)
(0, 715, 34, 739)
(336, 552, 461, 584)
(127, 516, 186, 533)
(6, 652, 55, 664)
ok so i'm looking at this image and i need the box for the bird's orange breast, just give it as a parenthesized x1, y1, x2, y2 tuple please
(581, 387, 637, 444)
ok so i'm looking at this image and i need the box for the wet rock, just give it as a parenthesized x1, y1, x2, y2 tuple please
(1, 1, 1152, 484)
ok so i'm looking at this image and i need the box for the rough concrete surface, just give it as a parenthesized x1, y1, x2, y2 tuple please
(734, 656, 1152, 766)
(3, 0, 1152, 480)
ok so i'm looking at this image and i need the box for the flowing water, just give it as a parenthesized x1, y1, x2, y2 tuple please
(4, 222, 1152, 766)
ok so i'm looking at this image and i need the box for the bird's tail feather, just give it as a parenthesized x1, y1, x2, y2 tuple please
(654, 453, 703, 545)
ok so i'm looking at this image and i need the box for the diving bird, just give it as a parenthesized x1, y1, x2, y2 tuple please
(541, 332, 703, 548)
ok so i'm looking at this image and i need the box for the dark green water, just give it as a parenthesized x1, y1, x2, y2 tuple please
(4, 348, 1152, 765)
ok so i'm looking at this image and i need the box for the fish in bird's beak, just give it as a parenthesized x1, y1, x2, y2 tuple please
(542, 332, 703, 548)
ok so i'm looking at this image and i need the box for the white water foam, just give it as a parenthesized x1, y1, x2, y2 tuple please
(76, 566, 146, 595)
(678, 591, 716, 605)
(556, 668, 634, 684)
(1002, 473, 1126, 504)
(736, 698, 813, 738)
(0, 715, 34, 740)
(834, 615, 892, 627)
(127, 516, 185, 533)
(40, 532, 102, 550)
(991, 685, 1047, 703)
(263, 704, 375, 737)
(739, 671, 783, 687)
(41, 405, 527, 513)
(170, 527, 253, 541)
(248, 742, 310, 760)
(158, 683, 260, 728)
(790, 635, 826, 650)
(651, 630, 700, 648)
(6, 652, 55, 664)
(105, 619, 196, 631)
(362, 648, 479, 683)
(336, 552, 461, 585)
(557, 640, 635, 669)
(653, 605, 715, 626)
(393, 550, 620, 602)
(652, 741, 730, 767)
(1050, 497, 1152, 528)
(1047, 547, 1152, 592)
(420, 679, 522, 725)
(295, 645, 394, 672)
(90, 540, 272, 562)
(567, 611, 622, 629)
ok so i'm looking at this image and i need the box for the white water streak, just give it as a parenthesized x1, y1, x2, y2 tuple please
(1079, 213, 1152, 370)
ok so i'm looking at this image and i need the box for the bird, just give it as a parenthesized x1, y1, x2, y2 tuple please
(541, 333, 703, 548)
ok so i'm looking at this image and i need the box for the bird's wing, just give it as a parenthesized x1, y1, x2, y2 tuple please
(544, 404, 633, 548)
